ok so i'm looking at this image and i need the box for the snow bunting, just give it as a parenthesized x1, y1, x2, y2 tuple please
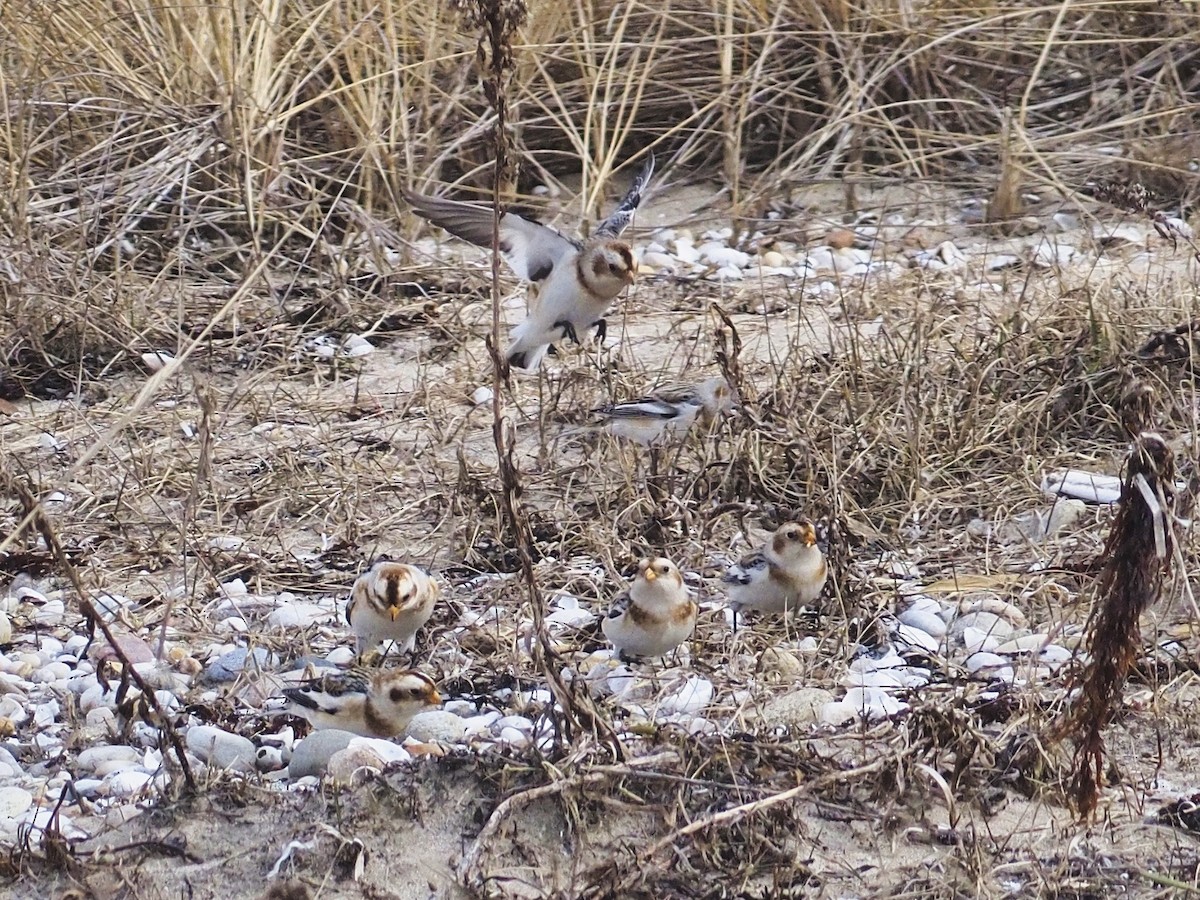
(603, 557, 697, 659)
(345, 561, 439, 657)
(404, 155, 655, 369)
(595, 375, 739, 445)
(723, 520, 827, 614)
(282, 668, 441, 738)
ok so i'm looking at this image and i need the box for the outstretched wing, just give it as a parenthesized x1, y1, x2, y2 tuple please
(404, 188, 579, 283)
(592, 153, 656, 239)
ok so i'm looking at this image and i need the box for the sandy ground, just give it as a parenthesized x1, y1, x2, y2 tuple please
(5, 175, 1200, 898)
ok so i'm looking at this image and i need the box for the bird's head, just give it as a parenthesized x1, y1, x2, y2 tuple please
(379, 670, 442, 712)
(774, 520, 819, 556)
(589, 241, 636, 292)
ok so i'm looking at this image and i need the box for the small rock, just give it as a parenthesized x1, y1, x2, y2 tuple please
(77, 745, 141, 773)
(659, 676, 713, 717)
(326, 745, 386, 782)
(91, 633, 156, 666)
(288, 730, 357, 778)
(186, 725, 257, 773)
(761, 687, 835, 728)
(202, 647, 275, 683)
(266, 602, 332, 629)
(827, 228, 856, 250)
(405, 711, 467, 744)
(757, 647, 804, 679)
(0, 787, 32, 818)
(471, 386, 494, 407)
(105, 770, 153, 798)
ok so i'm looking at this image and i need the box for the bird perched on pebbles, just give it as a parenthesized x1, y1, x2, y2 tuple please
(345, 560, 439, 658)
(282, 668, 441, 738)
(603, 557, 697, 659)
(404, 155, 655, 370)
(723, 520, 827, 615)
(594, 375, 739, 446)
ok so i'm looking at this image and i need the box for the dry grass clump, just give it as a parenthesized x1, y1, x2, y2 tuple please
(4, 0, 1200, 385)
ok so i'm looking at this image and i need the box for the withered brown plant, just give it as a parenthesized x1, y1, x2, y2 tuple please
(453, 0, 620, 755)
(1057, 432, 1176, 817)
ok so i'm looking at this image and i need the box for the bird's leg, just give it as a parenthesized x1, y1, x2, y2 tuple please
(553, 320, 580, 344)
(592, 318, 607, 344)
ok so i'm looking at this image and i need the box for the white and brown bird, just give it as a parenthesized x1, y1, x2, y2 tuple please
(404, 155, 655, 369)
(723, 520, 828, 614)
(281, 668, 441, 738)
(345, 560, 439, 658)
(594, 375, 739, 445)
(602, 557, 697, 659)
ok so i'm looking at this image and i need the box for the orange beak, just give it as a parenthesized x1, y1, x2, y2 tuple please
(426, 689, 442, 705)
(388, 604, 402, 621)
(644, 568, 657, 582)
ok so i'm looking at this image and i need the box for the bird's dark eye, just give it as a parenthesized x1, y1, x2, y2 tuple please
(389, 688, 404, 702)
(608, 262, 622, 273)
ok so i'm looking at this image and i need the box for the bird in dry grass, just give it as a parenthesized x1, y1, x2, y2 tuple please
(594, 375, 739, 445)
(723, 520, 827, 615)
(345, 560, 439, 658)
(282, 668, 441, 738)
(603, 557, 697, 659)
(404, 155, 655, 370)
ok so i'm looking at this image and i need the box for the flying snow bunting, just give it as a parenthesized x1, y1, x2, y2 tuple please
(282, 668, 441, 738)
(405, 155, 655, 369)
(345, 560, 439, 658)
(723, 520, 827, 614)
(602, 557, 697, 659)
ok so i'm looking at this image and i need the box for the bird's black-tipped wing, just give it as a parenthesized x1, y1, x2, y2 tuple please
(592, 153, 656, 239)
(404, 188, 579, 283)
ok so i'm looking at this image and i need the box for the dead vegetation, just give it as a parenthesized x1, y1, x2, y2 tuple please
(5, 0, 1200, 898)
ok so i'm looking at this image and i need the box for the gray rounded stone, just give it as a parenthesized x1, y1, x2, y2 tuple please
(405, 710, 467, 744)
(186, 725, 257, 773)
(288, 730, 358, 778)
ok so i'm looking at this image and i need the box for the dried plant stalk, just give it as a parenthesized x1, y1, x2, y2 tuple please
(455, 0, 620, 755)
(1056, 432, 1175, 817)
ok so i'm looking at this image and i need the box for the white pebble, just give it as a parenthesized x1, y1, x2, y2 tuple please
(32, 700, 60, 728)
(659, 676, 713, 717)
(105, 770, 153, 798)
(462, 712, 501, 738)
(471, 386, 494, 406)
(711, 265, 744, 281)
(897, 607, 946, 639)
(266, 602, 331, 629)
(29, 599, 65, 626)
(894, 624, 939, 654)
(0, 787, 31, 819)
(76, 744, 141, 774)
(672, 241, 701, 264)
(33, 662, 71, 684)
(325, 647, 356, 667)
(496, 727, 532, 748)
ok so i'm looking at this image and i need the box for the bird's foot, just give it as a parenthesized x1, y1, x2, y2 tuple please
(553, 320, 580, 344)
(593, 318, 607, 344)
